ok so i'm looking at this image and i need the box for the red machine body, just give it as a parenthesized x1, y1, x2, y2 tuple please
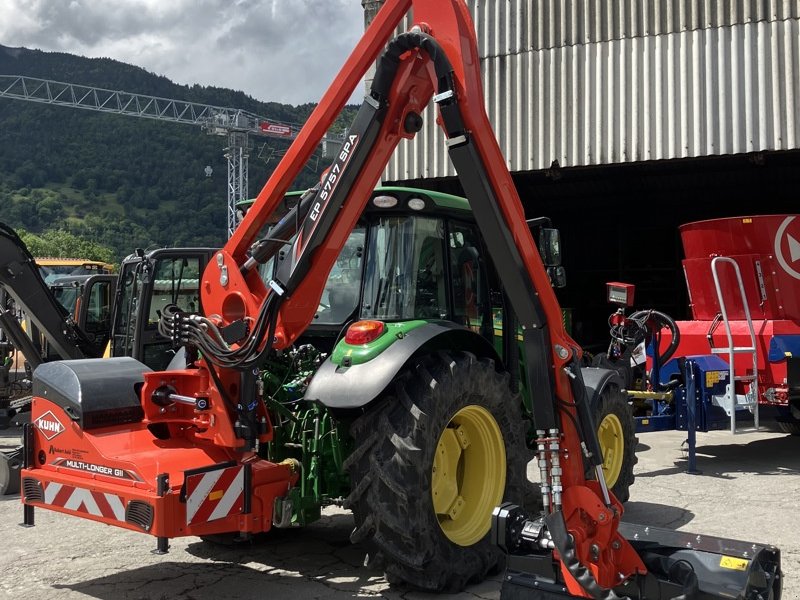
(23, 1, 761, 596)
(681, 215, 800, 321)
(669, 215, 800, 405)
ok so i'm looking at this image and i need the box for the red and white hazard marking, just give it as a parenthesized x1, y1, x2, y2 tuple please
(185, 465, 244, 525)
(43, 482, 126, 521)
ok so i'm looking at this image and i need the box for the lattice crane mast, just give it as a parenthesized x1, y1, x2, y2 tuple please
(0, 74, 317, 236)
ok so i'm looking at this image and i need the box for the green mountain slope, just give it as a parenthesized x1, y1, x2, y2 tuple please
(0, 44, 351, 260)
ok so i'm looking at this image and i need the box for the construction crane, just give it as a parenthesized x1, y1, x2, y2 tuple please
(0, 74, 336, 236)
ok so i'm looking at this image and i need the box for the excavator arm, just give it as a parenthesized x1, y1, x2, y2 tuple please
(0, 223, 94, 364)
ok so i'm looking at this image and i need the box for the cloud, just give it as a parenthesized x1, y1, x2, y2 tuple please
(0, 0, 366, 104)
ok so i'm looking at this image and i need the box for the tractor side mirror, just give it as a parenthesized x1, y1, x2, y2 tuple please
(538, 228, 562, 267)
(548, 266, 567, 288)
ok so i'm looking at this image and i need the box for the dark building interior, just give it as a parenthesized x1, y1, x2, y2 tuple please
(386, 149, 800, 351)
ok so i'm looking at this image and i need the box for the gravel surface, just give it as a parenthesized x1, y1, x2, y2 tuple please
(1, 425, 796, 599)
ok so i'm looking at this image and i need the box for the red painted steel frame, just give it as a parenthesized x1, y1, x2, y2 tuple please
(22, 2, 644, 594)
(200, 0, 644, 593)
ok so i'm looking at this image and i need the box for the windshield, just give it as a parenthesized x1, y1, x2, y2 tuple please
(52, 286, 80, 315)
(148, 257, 201, 327)
(362, 216, 447, 320)
(39, 264, 111, 285)
(314, 228, 365, 324)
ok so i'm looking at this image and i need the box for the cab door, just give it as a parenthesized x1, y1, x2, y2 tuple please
(75, 274, 117, 356)
(136, 250, 213, 370)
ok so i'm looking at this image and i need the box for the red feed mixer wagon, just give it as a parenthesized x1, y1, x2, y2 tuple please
(668, 214, 800, 433)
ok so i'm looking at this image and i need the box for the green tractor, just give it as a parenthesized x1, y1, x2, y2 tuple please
(228, 186, 636, 591)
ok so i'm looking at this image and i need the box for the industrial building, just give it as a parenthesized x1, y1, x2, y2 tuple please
(364, 0, 800, 346)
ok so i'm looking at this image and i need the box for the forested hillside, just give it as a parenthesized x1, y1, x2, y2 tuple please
(0, 44, 354, 260)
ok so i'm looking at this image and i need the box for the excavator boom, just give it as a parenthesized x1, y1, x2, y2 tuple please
(0, 223, 94, 363)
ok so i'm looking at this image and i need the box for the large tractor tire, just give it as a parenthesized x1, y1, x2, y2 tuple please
(344, 351, 530, 592)
(593, 386, 637, 503)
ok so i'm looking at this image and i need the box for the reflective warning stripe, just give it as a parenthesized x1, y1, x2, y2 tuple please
(43, 482, 125, 521)
(185, 465, 244, 525)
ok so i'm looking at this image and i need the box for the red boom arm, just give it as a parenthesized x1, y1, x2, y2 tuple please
(198, 0, 645, 595)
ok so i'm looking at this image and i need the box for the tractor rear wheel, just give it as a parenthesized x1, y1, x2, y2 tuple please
(344, 351, 529, 592)
(593, 386, 637, 502)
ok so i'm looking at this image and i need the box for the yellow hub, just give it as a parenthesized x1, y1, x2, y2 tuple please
(597, 412, 624, 488)
(431, 405, 505, 546)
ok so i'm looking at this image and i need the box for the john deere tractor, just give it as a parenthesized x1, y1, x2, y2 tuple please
(225, 186, 636, 590)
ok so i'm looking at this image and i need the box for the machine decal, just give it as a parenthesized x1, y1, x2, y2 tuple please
(43, 482, 126, 521)
(774, 215, 800, 280)
(719, 555, 750, 571)
(34, 410, 65, 441)
(50, 458, 142, 481)
(185, 464, 244, 525)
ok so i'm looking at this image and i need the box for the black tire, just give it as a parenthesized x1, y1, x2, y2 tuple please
(344, 351, 530, 592)
(777, 419, 800, 436)
(592, 386, 637, 503)
(0, 446, 22, 496)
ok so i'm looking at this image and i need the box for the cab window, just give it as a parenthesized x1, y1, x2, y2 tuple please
(147, 257, 201, 327)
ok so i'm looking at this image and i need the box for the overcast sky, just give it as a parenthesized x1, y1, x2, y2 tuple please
(0, 0, 366, 105)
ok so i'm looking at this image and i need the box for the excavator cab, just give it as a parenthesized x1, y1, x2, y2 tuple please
(48, 274, 117, 359)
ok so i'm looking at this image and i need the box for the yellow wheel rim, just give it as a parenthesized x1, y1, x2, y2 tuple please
(431, 405, 505, 546)
(597, 413, 624, 488)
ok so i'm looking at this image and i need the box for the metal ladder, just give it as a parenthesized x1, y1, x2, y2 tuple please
(709, 257, 759, 434)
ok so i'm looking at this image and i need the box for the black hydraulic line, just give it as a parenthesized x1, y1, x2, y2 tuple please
(626, 310, 680, 365)
(241, 183, 320, 274)
(564, 356, 603, 467)
(370, 30, 456, 102)
(277, 99, 387, 292)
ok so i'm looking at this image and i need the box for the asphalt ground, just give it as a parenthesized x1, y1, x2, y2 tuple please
(0, 425, 797, 600)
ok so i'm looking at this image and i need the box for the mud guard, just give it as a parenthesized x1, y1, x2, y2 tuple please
(580, 366, 624, 412)
(307, 321, 500, 410)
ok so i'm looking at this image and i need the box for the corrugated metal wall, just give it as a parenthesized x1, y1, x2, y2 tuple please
(383, 0, 800, 181)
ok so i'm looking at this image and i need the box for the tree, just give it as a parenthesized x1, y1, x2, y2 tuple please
(19, 229, 115, 264)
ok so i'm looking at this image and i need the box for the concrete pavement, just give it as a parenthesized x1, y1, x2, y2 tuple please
(1, 425, 796, 599)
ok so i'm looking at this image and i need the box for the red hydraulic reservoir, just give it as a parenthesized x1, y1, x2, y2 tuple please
(680, 215, 800, 321)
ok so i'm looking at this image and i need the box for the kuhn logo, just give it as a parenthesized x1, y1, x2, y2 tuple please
(35, 410, 65, 440)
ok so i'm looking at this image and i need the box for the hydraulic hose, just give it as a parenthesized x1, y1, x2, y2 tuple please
(241, 183, 320, 274)
(629, 309, 681, 365)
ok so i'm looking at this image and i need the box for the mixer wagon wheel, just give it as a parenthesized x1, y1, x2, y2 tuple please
(778, 418, 800, 435)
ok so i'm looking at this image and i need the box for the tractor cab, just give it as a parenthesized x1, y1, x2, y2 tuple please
(239, 185, 565, 361)
(110, 248, 215, 370)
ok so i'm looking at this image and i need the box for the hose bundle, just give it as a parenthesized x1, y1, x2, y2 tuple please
(158, 292, 283, 369)
(608, 309, 680, 366)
